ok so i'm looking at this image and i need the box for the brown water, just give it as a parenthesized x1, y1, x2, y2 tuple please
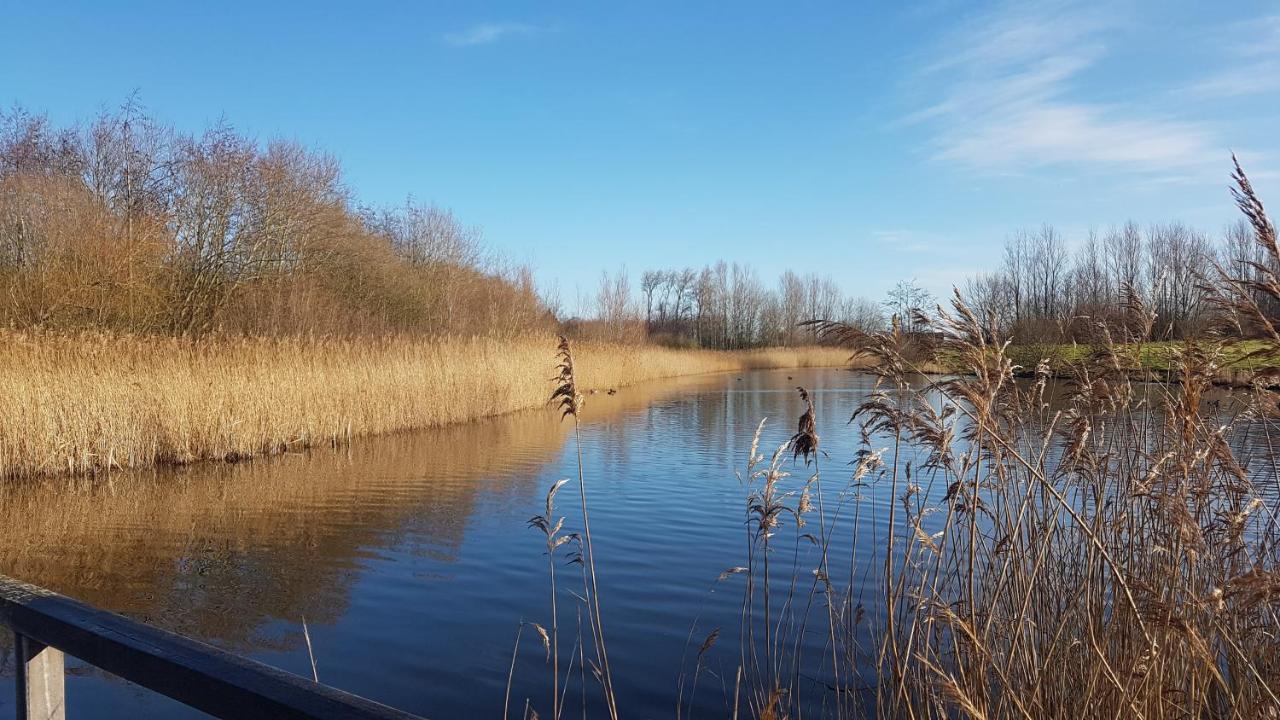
(0, 368, 1274, 718)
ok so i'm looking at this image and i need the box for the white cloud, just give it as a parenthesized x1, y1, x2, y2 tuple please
(937, 104, 1214, 171)
(913, 265, 985, 299)
(1185, 17, 1280, 99)
(1187, 62, 1280, 99)
(907, 1, 1225, 177)
(443, 22, 538, 47)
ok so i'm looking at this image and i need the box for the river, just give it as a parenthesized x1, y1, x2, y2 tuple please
(0, 367, 1275, 718)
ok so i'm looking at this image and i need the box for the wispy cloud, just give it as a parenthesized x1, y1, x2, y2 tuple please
(1186, 62, 1280, 100)
(1185, 15, 1280, 99)
(1234, 15, 1280, 58)
(906, 1, 1224, 178)
(443, 22, 538, 47)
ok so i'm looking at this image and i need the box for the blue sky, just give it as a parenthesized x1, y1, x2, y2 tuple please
(2, 1, 1277, 309)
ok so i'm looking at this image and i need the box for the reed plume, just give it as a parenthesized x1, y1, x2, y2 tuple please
(552, 336, 584, 420)
(789, 387, 818, 465)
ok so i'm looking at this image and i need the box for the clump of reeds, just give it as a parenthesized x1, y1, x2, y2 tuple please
(555, 336, 620, 719)
(739, 423, 798, 712)
(698, 159, 1280, 718)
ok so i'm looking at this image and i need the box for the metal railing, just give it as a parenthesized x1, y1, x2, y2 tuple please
(0, 574, 426, 720)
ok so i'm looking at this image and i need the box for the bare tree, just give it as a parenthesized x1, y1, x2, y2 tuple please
(640, 270, 662, 331)
(840, 296, 884, 333)
(596, 267, 635, 341)
(884, 279, 934, 334)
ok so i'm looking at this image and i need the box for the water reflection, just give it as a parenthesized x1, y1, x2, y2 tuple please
(0, 407, 567, 646)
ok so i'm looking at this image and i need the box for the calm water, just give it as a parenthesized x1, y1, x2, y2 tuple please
(0, 368, 1274, 718)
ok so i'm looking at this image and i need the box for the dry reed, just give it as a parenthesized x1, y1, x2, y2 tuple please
(0, 333, 851, 479)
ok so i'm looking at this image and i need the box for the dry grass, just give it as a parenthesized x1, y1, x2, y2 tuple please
(845, 299, 1280, 718)
(0, 332, 852, 479)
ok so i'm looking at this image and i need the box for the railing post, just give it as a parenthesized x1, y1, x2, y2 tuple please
(15, 633, 65, 720)
(1, 573, 422, 719)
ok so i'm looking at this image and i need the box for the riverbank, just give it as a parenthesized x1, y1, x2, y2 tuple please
(0, 332, 854, 479)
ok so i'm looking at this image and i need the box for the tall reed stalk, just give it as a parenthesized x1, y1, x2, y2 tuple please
(529, 478, 572, 719)
(553, 336, 619, 720)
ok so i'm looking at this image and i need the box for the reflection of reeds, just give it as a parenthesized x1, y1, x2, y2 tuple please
(0, 334, 851, 479)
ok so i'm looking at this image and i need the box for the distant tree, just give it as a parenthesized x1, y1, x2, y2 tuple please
(595, 266, 634, 340)
(840, 296, 884, 333)
(884, 279, 934, 334)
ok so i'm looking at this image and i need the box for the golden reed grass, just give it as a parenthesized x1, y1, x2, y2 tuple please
(0, 331, 852, 479)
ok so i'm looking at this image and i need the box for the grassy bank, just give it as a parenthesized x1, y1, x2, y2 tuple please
(1005, 339, 1276, 371)
(0, 332, 852, 479)
(918, 340, 1280, 384)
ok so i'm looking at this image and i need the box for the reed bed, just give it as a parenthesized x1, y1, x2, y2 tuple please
(0, 332, 850, 479)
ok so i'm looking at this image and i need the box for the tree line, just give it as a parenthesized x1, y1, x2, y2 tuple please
(3, 101, 891, 349)
(0, 100, 548, 337)
(961, 220, 1265, 343)
(577, 212, 1267, 350)
(10, 101, 1257, 350)
(574, 263, 885, 348)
